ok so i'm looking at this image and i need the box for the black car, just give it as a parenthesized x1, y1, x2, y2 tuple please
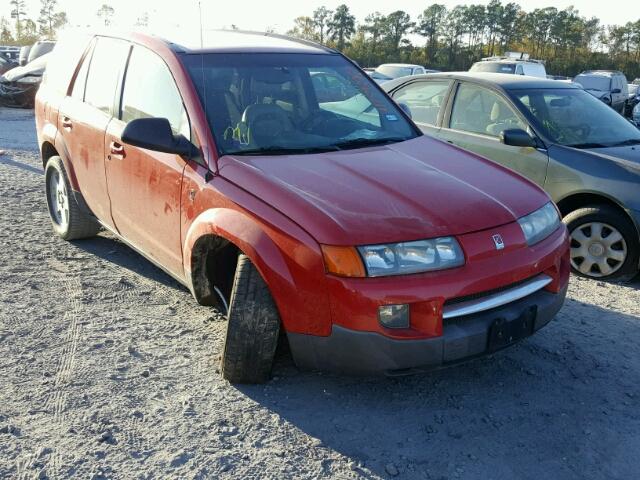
(0, 53, 49, 107)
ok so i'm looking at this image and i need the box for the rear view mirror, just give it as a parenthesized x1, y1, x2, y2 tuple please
(121, 117, 197, 157)
(398, 102, 412, 119)
(500, 128, 538, 148)
(549, 97, 570, 107)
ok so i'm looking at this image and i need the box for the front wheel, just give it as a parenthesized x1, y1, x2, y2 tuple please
(45, 156, 100, 240)
(221, 254, 281, 384)
(565, 205, 639, 281)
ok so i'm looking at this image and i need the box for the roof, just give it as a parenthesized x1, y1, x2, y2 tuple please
(378, 63, 423, 68)
(576, 70, 623, 77)
(160, 29, 335, 55)
(383, 72, 581, 92)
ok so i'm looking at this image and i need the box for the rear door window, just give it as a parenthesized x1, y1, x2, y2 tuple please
(392, 80, 451, 126)
(120, 46, 189, 138)
(84, 37, 130, 114)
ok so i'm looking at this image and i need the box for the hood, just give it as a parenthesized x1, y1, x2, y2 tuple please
(1, 53, 48, 82)
(582, 145, 640, 170)
(218, 136, 550, 245)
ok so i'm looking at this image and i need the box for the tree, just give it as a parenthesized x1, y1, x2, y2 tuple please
(135, 11, 149, 28)
(313, 6, 332, 44)
(384, 11, 414, 54)
(288, 16, 317, 42)
(328, 4, 355, 51)
(0, 17, 15, 44)
(10, 0, 26, 40)
(415, 5, 447, 63)
(97, 4, 114, 27)
(38, 0, 67, 38)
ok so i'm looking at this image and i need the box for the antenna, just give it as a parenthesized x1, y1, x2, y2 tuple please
(198, 1, 203, 48)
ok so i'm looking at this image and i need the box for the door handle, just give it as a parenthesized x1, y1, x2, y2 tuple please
(109, 141, 126, 159)
(62, 116, 72, 130)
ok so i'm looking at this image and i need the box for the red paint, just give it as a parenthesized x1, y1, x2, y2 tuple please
(35, 32, 569, 344)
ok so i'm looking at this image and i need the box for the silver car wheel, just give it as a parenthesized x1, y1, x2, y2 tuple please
(48, 168, 69, 229)
(570, 222, 627, 278)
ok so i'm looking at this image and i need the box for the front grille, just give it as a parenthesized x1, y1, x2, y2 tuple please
(444, 276, 537, 308)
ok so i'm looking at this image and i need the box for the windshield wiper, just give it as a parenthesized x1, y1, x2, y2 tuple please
(607, 139, 640, 147)
(565, 142, 610, 149)
(230, 145, 341, 156)
(331, 137, 409, 151)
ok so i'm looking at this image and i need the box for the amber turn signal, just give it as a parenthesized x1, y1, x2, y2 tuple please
(321, 245, 367, 278)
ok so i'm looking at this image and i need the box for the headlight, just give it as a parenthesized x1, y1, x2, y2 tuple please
(357, 237, 464, 277)
(518, 202, 560, 246)
(633, 102, 640, 121)
(16, 76, 41, 84)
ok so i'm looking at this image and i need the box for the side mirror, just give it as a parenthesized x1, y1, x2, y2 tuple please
(500, 128, 538, 148)
(612, 88, 621, 94)
(398, 102, 412, 119)
(121, 117, 197, 157)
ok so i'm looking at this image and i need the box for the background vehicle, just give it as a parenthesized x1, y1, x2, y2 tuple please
(0, 53, 49, 107)
(0, 46, 20, 62)
(27, 40, 55, 64)
(573, 70, 628, 114)
(470, 53, 547, 78)
(375, 63, 433, 79)
(19, 45, 31, 66)
(35, 31, 568, 383)
(366, 70, 393, 84)
(0, 53, 17, 75)
(626, 84, 639, 117)
(385, 72, 640, 281)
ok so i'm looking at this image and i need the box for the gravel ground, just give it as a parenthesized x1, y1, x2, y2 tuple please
(1, 106, 639, 480)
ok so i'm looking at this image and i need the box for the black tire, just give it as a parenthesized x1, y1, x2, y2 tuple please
(45, 156, 101, 240)
(221, 254, 281, 383)
(564, 205, 640, 282)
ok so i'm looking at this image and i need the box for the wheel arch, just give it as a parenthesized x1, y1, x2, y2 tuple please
(183, 208, 296, 316)
(556, 191, 639, 235)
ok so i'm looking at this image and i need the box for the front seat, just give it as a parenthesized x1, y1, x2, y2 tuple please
(486, 101, 515, 136)
(241, 104, 294, 148)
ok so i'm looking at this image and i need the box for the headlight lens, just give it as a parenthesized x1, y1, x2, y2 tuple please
(518, 202, 560, 246)
(633, 102, 640, 122)
(357, 237, 464, 277)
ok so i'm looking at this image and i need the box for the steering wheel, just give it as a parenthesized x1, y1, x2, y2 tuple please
(300, 110, 336, 132)
(573, 123, 591, 139)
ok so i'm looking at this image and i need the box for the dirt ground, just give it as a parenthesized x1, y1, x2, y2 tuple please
(0, 106, 639, 480)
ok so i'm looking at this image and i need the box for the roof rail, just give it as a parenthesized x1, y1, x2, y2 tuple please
(218, 29, 338, 54)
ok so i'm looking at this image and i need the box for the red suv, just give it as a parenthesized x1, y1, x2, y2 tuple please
(36, 31, 570, 383)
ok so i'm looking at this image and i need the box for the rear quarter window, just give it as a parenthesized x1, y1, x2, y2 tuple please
(41, 33, 92, 96)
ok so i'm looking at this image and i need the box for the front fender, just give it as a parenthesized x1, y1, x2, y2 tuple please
(183, 207, 332, 336)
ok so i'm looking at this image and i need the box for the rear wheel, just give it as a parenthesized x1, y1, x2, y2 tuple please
(45, 156, 100, 240)
(565, 205, 639, 281)
(221, 254, 281, 384)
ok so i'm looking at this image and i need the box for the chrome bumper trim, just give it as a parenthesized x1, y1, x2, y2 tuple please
(443, 274, 552, 320)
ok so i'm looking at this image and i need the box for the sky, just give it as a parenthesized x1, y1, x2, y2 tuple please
(3, 0, 636, 34)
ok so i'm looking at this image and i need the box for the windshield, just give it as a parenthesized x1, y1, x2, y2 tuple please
(511, 88, 640, 148)
(574, 75, 610, 92)
(183, 53, 417, 156)
(376, 65, 414, 79)
(470, 62, 516, 74)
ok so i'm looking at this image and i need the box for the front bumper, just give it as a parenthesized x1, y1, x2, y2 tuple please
(0, 80, 39, 107)
(288, 285, 567, 375)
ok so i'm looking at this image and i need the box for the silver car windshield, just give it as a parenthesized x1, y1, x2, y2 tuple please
(512, 88, 640, 148)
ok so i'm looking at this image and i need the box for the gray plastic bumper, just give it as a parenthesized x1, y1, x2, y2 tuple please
(287, 286, 567, 375)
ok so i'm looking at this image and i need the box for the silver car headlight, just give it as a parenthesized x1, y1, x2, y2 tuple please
(357, 237, 464, 277)
(518, 202, 560, 246)
(633, 102, 640, 122)
(16, 75, 41, 84)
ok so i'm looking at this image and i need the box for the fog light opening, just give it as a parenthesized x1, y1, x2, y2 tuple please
(378, 304, 410, 329)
